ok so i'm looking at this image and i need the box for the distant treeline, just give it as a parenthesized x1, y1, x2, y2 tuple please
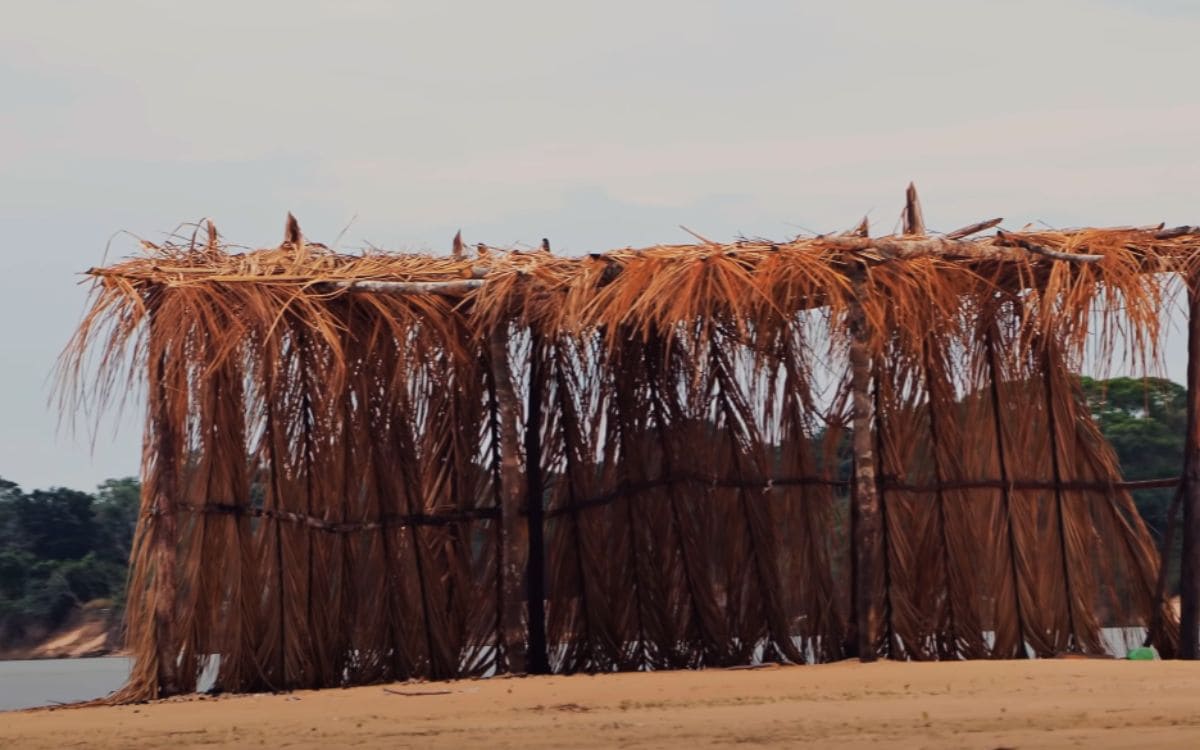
(0, 376, 1186, 643)
(1079, 376, 1185, 537)
(0, 477, 138, 642)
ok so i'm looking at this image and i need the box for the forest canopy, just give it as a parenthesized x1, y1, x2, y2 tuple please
(1079, 376, 1185, 535)
(0, 477, 137, 642)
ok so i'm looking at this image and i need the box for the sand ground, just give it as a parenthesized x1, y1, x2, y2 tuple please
(2, 659, 1198, 749)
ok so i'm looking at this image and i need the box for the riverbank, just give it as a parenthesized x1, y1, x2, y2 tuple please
(0, 609, 121, 661)
(4, 659, 1199, 748)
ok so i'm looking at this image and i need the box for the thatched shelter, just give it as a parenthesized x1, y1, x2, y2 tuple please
(62, 187, 1200, 701)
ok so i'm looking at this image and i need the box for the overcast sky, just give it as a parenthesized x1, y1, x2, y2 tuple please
(2, 0, 1198, 492)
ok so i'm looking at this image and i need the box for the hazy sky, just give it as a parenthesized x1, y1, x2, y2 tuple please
(2, 0, 1199, 492)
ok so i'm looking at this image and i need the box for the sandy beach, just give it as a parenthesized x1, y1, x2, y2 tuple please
(3, 659, 1198, 749)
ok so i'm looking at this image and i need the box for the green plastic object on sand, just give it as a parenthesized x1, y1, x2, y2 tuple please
(1127, 647, 1158, 661)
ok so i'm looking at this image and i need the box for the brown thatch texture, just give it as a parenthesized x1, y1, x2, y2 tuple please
(59, 217, 1197, 701)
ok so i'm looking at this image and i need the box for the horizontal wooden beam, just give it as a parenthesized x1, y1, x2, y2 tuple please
(945, 218, 1003, 240)
(996, 232, 1104, 263)
(328, 278, 485, 295)
(1158, 225, 1200, 240)
(819, 235, 1014, 260)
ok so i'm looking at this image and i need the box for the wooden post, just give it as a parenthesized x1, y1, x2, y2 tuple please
(147, 343, 180, 696)
(1147, 483, 1184, 652)
(1041, 350, 1079, 650)
(1180, 273, 1200, 659)
(903, 182, 925, 236)
(848, 284, 881, 662)
(524, 332, 550, 674)
(552, 342, 598, 662)
(985, 328, 1030, 658)
(922, 343, 958, 659)
(870, 360, 897, 658)
(843, 194, 902, 662)
(489, 321, 527, 673)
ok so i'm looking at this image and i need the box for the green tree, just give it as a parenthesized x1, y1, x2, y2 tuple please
(0, 478, 20, 548)
(93, 477, 140, 563)
(1080, 376, 1186, 535)
(0, 548, 36, 601)
(9, 487, 98, 561)
(0, 476, 141, 638)
(59, 553, 126, 604)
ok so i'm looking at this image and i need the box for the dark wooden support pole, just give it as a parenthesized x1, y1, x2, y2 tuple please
(261, 392, 289, 687)
(484, 354, 505, 669)
(922, 344, 959, 659)
(1148, 482, 1184, 650)
(985, 329, 1030, 658)
(1041, 349, 1079, 650)
(393, 397, 441, 678)
(870, 360, 897, 658)
(903, 182, 925, 236)
(524, 332, 550, 674)
(552, 342, 598, 663)
(848, 286, 881, 662)
(148, 348, 181, 696)
(1180, 273, 1200, 659)
(148, 357, 180, 696)
(489, 322, 527, 673)
(611, 334, 651, 668)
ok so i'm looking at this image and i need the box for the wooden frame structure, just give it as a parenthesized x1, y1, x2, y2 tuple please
(61, 188, 1200, 701)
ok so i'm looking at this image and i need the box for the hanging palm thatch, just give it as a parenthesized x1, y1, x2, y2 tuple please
(59, 189, 1200, 702)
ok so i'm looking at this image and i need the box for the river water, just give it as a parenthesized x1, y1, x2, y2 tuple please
(0, 657, 130, 711)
